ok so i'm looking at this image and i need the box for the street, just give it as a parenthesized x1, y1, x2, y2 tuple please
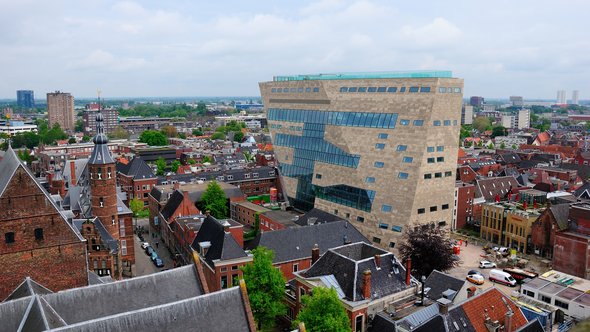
(133, 218, 175, 277)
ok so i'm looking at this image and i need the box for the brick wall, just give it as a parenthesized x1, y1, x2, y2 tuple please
(553, 232, 590, 279)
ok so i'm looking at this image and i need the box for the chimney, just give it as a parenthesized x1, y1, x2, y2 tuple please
(374, 254, 381, 268)
(437, 298, 451, 315)
(70, 161, 76, 186)
(362, 269, 372, 300)
(505, 310, 513, 332)
(311, 244, 320, 265)
(173, 182, 180, 190)
(467, 286, 476, 298)
(405, 258, 412, 286)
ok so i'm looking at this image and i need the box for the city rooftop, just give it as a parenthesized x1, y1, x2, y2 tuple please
(273, 70, 453, 82)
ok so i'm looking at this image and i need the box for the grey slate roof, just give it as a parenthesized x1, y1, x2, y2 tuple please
(0, 146, 21, 197)
(249, 220, 369, 264)
(191, 216, 249, 266)
(424, 270, 466, 301)
(116, 157, 155, 180)
(475, 176, 520, 201)
(515, 319, 544, 332)
(72, 218, 119, 252)
(157, 165, 276, 185)
(295, 208, 344, 226)
(87, 112, 115, 165)
(62, 159, 88, 187)
(4, 277, 53, 302)
(549, 203, 570, 230)
(160, 190, 185, 221)
(575, 181, 590, 199)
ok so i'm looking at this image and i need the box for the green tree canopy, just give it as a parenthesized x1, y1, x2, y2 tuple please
(233, 131, 244, 142)
(68, 137, 76, 144)
(160, 125, 178, 138)
(473, 117, 492, 132)
(192, 129, 203, 136)
(460, 125, 472, 140)
(139, 130, 168, 146)
(129, 198, 145, 217)
(200, 180, 228, 218)
(171, 160, 181, 173)
(110, 126, 131, 140)
(210, 132, 225, 140)
(82, 135, 91, 142)
(155, 157, 166, 176)
(491, 126, 507, 138)
(241, 247, 287, 330)
(295, 287, 351, 332)
(41, 123, 68, 145)
(399, 224, 458, 278)
(196, 102, 207, 115)
(75, 119, 84, 132)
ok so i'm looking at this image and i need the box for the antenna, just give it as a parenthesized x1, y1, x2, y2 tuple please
(97, 89, 102, 111)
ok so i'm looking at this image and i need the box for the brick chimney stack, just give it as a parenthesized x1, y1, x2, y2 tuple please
(173, 182, 180, 190)
(374, 254, 381, 268)
(505, 310, 513, 332)
(311, 244, 320, 265)
(467, 286, 476, 298)
(405, 258, 412, 286)
(362, 269, 372, 300)
(70, 161, 76, 186)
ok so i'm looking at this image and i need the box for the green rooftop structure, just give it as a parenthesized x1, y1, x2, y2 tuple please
(273, 70, 453, 82)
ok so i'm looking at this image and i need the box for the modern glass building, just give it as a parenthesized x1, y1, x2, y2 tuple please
(16, 90, 35, 108)
(260, 71, 464, 249)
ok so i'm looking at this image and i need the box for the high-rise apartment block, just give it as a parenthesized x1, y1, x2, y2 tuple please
(83, 109, 119, 136)
(509, 96, 523, 107)
(470, 96, 484, 107)
(261, 71, 463, 249)
(16, 90, 35, 108)
(500, 109, 530, 130)
(47, 91, 75, 132)
(572, 90, 579, 105)
(461, 105, 473, 125)
(557, 90, 567, 105)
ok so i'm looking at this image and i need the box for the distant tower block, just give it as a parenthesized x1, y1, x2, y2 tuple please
(572, 90, 579, 105)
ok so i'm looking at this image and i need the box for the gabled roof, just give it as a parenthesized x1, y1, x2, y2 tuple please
(4, 277, 53, 302)
(475, 176, 520, 201)
(72, 218, 119, 252)
(190, 216, 248, 266)
(424, 270, 465, 301)
(116, 157, 155, 180)
(574, 181, 590, 199)
(497, 153, 522, 164)
(295, 208, 344, 226)
(160, 190, 185, 221)
(549, 204, 570, 230)
(460, 287, 528, 332)
(249, 220, 369, 264)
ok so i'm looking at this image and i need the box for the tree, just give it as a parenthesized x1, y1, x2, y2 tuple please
(187, 158, 196, 165)
(200, 180, 228, 218)
(512, 144, 518, 149)
(17, 149, 33, 164)
(82, 135, 91, 142)
(294, 287, 351, 332)
(110, 126, 130, 140)
(241, 247, 287, 330)
(178, 132, 186, 139)
(460, 125, 472, 140)
(155, 157, 166, 176)
(233, 131, 244, 142)
(473, 117, 492, 132)
(491, 126, 507, 138)
(196, 102, 207, 115)
(129, 198, 144, 217)
(139, 130, 168, 146)
(160, 125, 178, 138)
(42, 123, 68, 145)
(210, 132, 225, 140)
(171, 160, 181, 173)
(192, 129, 203, 136)
(202, 156, 213, 164)
(500, 142, 506, 149)
(68, 137, 76, 144)
(487, 143, 494, 149)
(75, 119, 84, 132)
(399, 224, 458, 278)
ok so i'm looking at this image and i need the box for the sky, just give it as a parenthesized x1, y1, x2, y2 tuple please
(0, 0, 588, 99)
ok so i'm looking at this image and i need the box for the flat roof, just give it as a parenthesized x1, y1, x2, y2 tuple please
(272, 70, 453, 81)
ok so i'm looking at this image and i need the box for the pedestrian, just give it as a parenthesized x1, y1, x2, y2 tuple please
(466, 240, 468, 247)
(155, 241, 159, 248)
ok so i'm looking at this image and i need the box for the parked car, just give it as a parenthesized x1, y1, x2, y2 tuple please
(479, 260, 497, 269)
(153, 258, 164, 268)
(467, 270, 483, 277)
(141, 242, 150, 250)
(145, 246, 154, 256)
(489, 269, 517, 287)
(466, 274, 485, 285)
(150, 252, 158, 262)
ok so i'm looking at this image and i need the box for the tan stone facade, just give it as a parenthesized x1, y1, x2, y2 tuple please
(260, 73, 463, 249)
(47, 91, 75, 132)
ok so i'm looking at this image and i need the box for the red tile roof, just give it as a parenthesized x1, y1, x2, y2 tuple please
(460, 288, 528, 332)
(536, 132, 550, 142)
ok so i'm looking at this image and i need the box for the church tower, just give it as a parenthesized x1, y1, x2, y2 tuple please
(88, 112, 119, 239)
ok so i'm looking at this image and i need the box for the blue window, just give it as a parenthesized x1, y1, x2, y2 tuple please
(378, 133, 388, 139)
(392, 225, 403, 232)
(382, 205, 392, 212)
(400, 119, 410, 126)
(290, 88, 296, 93)
(283, 88, 289, 92)
(427, 157, 435, 163)
(409, 87, 419, 93)
(375, 143, 385, 150)
(378, 223, 389, 229)
(398, 172, 409, 179)
(427, 146, 435, 153)
(271, 88, 276, 93)
(438, 87, 447, 93)
(444, 120, 451, 126)
(433, 120, 441, 126)
(437, 157, 444, 162)
(454, 87, 461, 93)
(358, 87, 367, 92)
(387, 87, 397, 93)
(397, 145, 407, 151)
(453, 120, 458, 126)
(402, 156, 413, 163)
(436, 146, 444, 152)
(298, 88, 303, 93)
(400, 87, 406, 92)
(306, 87, 311, 92)
(413, 120, 424, 126)
(315, 174, 322, 179)
(348, 87, 358, 92)
(366, 177, 375, 183)
(340, 87, 348, 92)
(377, 87, 387, 92)
(420, 87, 431, 92)
(368, 87, 377, 92)
(374, 161, 384, 168)
(313, 87, 319, 92)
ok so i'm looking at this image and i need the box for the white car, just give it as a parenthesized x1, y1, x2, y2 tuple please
(479, 260, 497, 269)
(141, 242, 150, 250)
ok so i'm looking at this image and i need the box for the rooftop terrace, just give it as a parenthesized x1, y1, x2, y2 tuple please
(273, 70, 453, 81)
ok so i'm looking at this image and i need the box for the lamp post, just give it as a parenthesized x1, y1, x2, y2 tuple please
(421, 275, 426, 305)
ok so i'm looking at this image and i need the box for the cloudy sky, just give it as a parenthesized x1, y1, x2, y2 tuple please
(0, 0, 588, 99)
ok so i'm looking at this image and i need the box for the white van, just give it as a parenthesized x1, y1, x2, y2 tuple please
(489, 269, 517, 287)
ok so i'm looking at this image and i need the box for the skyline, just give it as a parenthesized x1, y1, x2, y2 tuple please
(1, 0, 588, 99)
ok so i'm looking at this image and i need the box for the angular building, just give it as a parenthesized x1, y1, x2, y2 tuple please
(47, 91, 75, 132)
(260, 71, 463, 249)
(16, 90, 35, 108)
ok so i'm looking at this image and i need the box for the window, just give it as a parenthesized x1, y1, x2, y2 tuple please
(409, 87, 419, 93)
(387, 87, 397, 93)
(444, 120, 451, 126)
(437, 146, 444, 152)
(244, 173, 251, 179)
(424, 173, 432, 179)
(427, 146, 435, 152)
(378, 133, 388, 139)
(300, 287, 306, 298)
(119, 222, 125, 237)
(358, 87, 367, 92)
(437, 157, 444, 162)
(227, 175, 234, 180)
(540, 295, 551, 304)
(399, 119, 410, 126)
(221, 267, 228, 273)
(121, 240, 127, 256)
(418, 208, 425, 214)
(400, 87, 406, 92)
(397, 145, 407, 151)
(523, 290, 535, 298)
(348, 87, 358, 92)
(290, 88, 296, 93)
(377, 87, 387, 92)
(372, 237, 381, 244)
(445, 171, 453, 177)
(382, 205, 392, 212)
(430, 206, 437, 212)
(433, 120, 441, 126)
(232, 265, 239, 270)
(253, 173, 259, 178)
(368, 87, 377, 92)
(378, 223, 388, 229)
(217, 176, 224, 181)
(392, 225, 403, 232)
(454, 87, 461, 93)
(374, 161, 384, 168)
(313, 87, 319, 92)
(305, 87, 311, 92)
(554, 300, 568, 310)
(427, 157, 435, 163)
(442, 204, 449, 210)
(420, 87, 431, 92)
(340, 87, 348, 92)
(413, 120, 424, 126)
(402, 157, 413, 163)
(293, 264, 299, 272)
(271, 88, 277, 93)
(365, 177, 375, 183)
(356, 216, 365, 223)
(389, 242, 396, 248)
(298, 88, 303, 93)
(5, 232, 15, 243)
(99, 197, 104, 208)
(439, 87, 447, 93)
(398, 172, 409, 179)
(221, 275, 228, 289)
(315, 174, 322, 179)
(435, 172, 442, 178)
(375, 143, 385, 150)
(453, 120, 458, 126)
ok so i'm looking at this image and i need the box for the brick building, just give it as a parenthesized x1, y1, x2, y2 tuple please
(116, 156, 157, 205)
(453, 181, 475, 230)
(0, 147, 88, 300)
(553, 203, 590, 279)
(158, 189, 201, 253)
(530, 203, 570, 258)
(47, 91, 75, 132)
(231, 200, 270, 226)
(75, 217, 119, 277)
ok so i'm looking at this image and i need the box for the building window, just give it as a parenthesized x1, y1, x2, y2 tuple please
(358, 87, 367, 92)
(409, 87, 419, 93)
(227, 175, 233, 180)
(400, 87, 406, 92)
(392, 225, 403, 232)
(340, 87, 348, 92)
(99, 197, 104, 207)
(427, 146, 435, 152)
(418, 208, 425, 214)
(313, 87, 319, 92)
(377, 87, 387, 92)
(375, 143, 385, 150)
(365, 177, 375, 183)
(454, 87, 461, 93)
(293, 264, 299, 272)
(442, 204, 449, 210)
(121, 240, 127, 256)
(413, 120, 424, 126)
(120, 222, 125, 237)
(430, 206, 437, 212)
(348, 87, 358, 92)
(253, 173, 259, 178)
(372, 237, 381, 244)
(378, 133, 388, 139)
(374, 161, 384, 168)
(5, 232, 15, 244)
(398, 172, 409, 179)
(540, 295, 551, 304)
(368, 87, 377, 92)
(554, 300, 569, 310)
(378, 223, 389, 229)
(437, 157, 444, 162)
(315, 174, 322, 179)
(356, 216, 364, 223)
(400, 119, 410, 126)
(389, 242, 396, 248)
(523, 290, 535, 298)
(420, 87, 431, 92)
(435, 172, 442, 178)
(433, 120, 441, 126)
(387, 87, 397, 93)
(382, 205, 392, 212)
(221, 275, 228, 289)
(439, 87, 447, 93)
(437, 146, 444, 152)
(427, 157, 435, 163)
(445, 171, 453, 177)
(444, 120, 451, 126)
(424, 173, 432, 179)
(402, 157, 413, 163)
(397, 145, 407, 151)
